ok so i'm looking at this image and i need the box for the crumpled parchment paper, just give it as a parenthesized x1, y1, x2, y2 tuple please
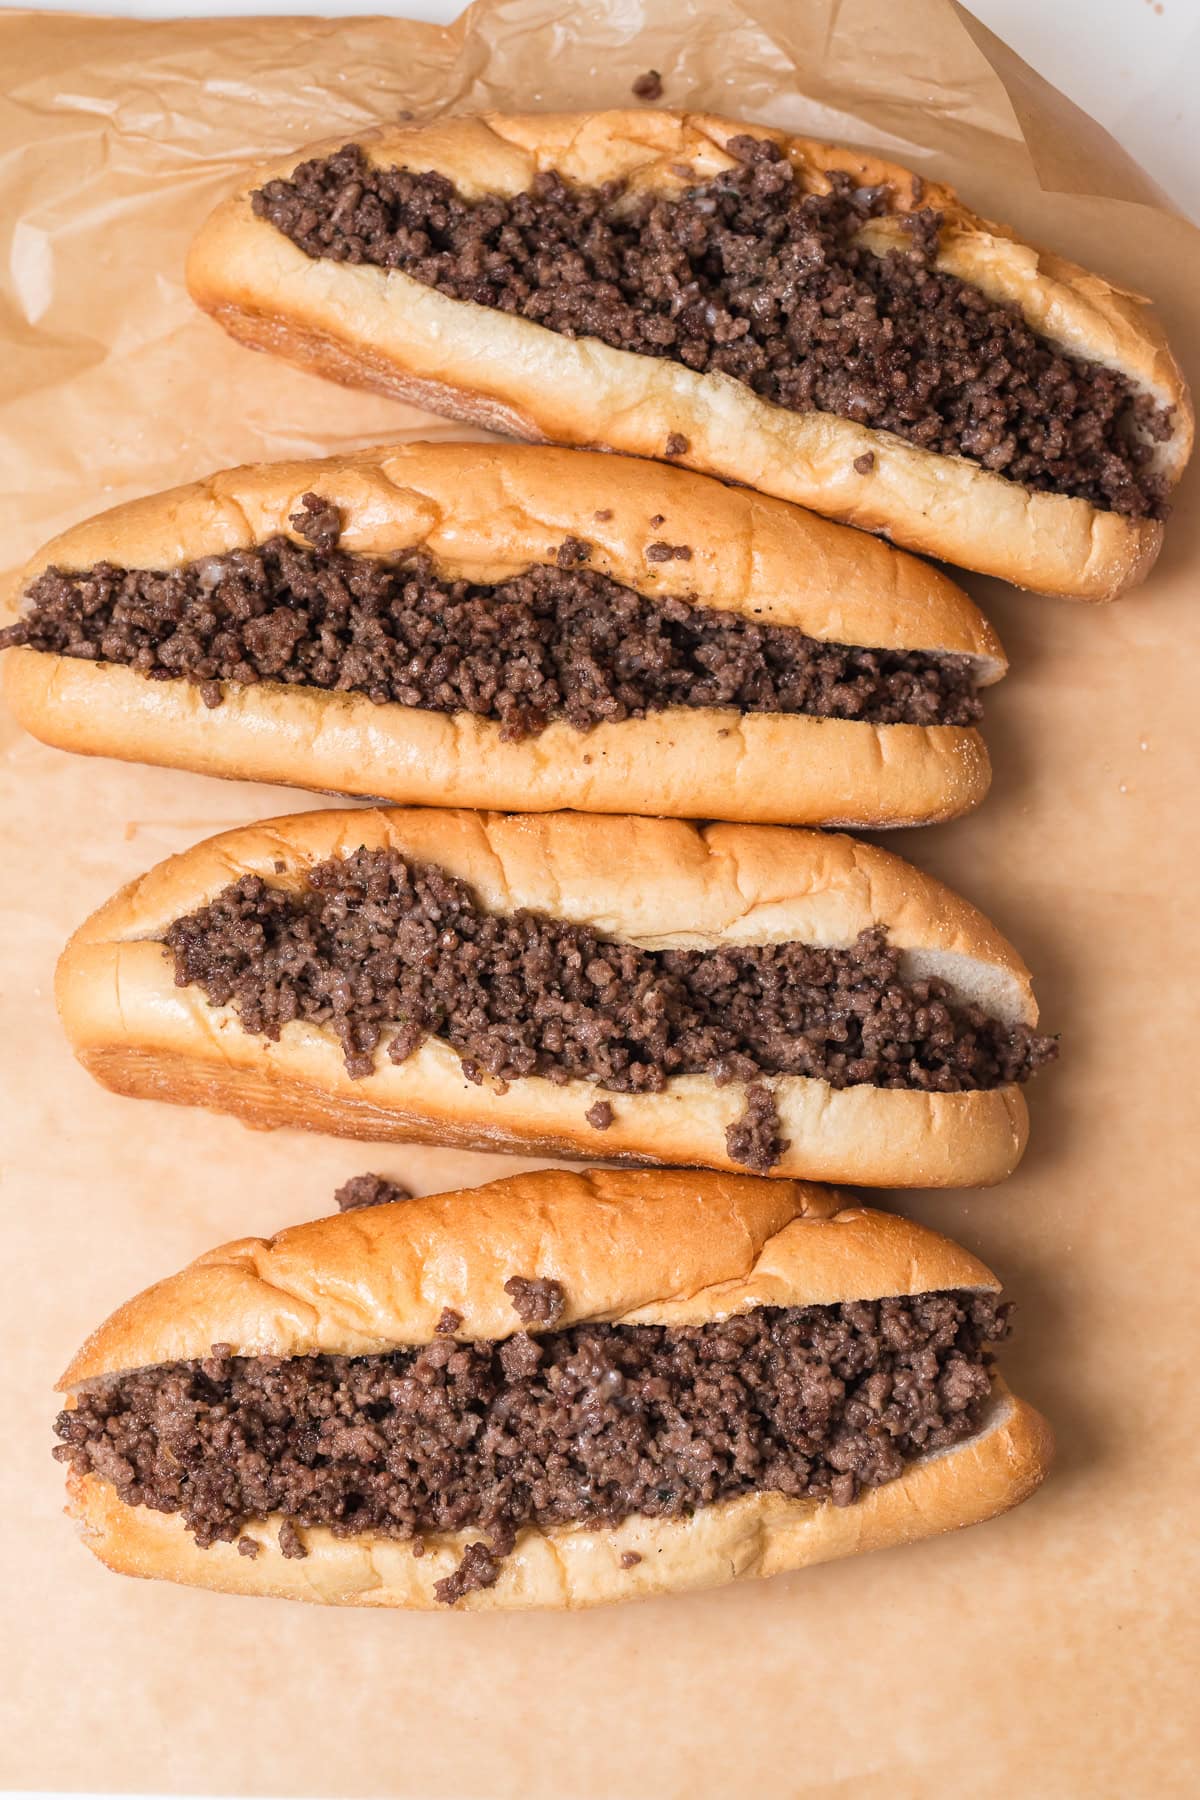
(1, 1, 1197, 1792)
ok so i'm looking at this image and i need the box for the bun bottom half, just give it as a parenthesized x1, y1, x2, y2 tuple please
(63, 965, 1030, 1189)
(1, 649, 992, 830)
(65, 1383, 1051, 1611)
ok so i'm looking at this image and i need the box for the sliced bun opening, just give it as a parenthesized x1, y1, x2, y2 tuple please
(1, 502, 994, 730)
(156, 840, 1056, 1177)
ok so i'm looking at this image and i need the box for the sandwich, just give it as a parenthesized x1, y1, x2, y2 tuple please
(55, 807, 1057, 1188)
(54, 1166, 1053, 1609)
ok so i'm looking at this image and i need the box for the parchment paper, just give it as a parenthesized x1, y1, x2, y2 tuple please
(2, 2, 1197, 1793)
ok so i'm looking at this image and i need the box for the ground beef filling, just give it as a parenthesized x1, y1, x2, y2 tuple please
(252, 137, 1171, 518)
(162, 848, 1058, 1172)
(0, 501, 981, 732)
(53, 1289, 1010, 1603)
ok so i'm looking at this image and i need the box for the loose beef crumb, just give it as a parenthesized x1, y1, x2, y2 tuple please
(161, 848, 1057, 1169)
(665, 433, 689, 456)
(237, 1536, 260, 1559)
(725, 1083, 791, 1174)
(54, 1291, 1010, 1604)
(251, 140, 1170, 518)
(632, 70, 664, 100)
(277, 1520, 307, 1559)
(334, 1172, 413, 1211)
(290, 492, 342, 553)
(620, 1551, 643, 1569)
(435, 1308, 463, 1336)
(434, 1541, 501, 1605)
(586, 1100, 615, 1130)
(504, 1276, 566, 1328)
(0, 536, 983, 732)
(854, 452, 876, 474)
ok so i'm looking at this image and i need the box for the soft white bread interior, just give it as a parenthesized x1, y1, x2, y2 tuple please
(186, 110, 1193, 600)
(1, 442, 999, 829)
(58, 1173, 1053, 1610)
(56, 809, 1039, 1188)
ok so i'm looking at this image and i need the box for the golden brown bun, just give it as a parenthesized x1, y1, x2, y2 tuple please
(58, 1174, 1053, 1610)
(56, 808, 1038, 1188)
(186, 111, 1193, 600)
(1, 442, 1000, 829)
(58, 1172, 986, 1379)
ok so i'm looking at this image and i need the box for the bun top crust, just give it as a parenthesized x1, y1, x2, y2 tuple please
(59, 1170, 998, 1386)
(5, 441, 1002, 671)
(237, 108, 1191, 483)
(65, 805, 1039, 1023)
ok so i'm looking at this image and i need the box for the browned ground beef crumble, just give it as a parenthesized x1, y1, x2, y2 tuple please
(334, 1172, 412, 1211)
(0, 496, 982, 732)
(162, 847, 1057, 1172)
(504, 1276, 567, 1327)
(54, 1288, 1009, 1603)
(251, 137, 1171, 518)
